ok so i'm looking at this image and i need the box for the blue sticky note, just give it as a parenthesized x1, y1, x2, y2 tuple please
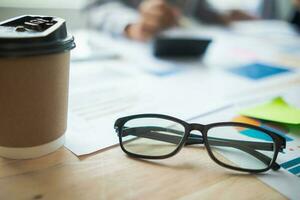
(229, 63, 291, 80)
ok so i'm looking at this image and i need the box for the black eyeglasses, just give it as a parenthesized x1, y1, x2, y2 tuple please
(114, 114, 286, 173)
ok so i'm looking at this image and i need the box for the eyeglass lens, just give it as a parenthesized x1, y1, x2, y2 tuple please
(207, 125, 276, 170)
(121, 117, 185, 157)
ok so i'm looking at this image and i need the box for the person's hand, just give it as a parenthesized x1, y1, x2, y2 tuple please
(227, 9, 257, 21)
(293, 0, 300, 10)
(124, 0, 180, 41)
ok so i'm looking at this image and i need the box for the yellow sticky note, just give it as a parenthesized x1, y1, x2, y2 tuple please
(239, 97, 300, 125)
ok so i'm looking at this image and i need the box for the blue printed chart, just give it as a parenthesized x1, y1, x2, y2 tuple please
(228, 63, 292, 80)
(233, 115, 300, 178)
(281, 157, 300, 177)
(200, 105, 300, 199)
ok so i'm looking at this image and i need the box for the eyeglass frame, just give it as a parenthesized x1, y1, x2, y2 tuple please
(114, 113, 286, 173)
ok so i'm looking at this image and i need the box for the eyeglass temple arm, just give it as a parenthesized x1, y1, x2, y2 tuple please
(122, 126, 281, 170)
(187, 134, 274, 151)
(122, 126, 275, 151)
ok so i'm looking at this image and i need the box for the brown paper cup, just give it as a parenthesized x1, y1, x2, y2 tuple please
(0, 52, 70, 159)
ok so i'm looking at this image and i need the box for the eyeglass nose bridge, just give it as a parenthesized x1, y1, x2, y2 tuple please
(190, 123, 205, 132)
(184, 123, 205, 145)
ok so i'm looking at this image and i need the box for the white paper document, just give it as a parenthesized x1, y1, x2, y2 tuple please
(65, 61, 158, 155)
(64, 61, 232, 155)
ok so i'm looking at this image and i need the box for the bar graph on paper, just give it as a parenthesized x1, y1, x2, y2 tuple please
(268, 130, 300, 179)
(281, 157, 300, 177)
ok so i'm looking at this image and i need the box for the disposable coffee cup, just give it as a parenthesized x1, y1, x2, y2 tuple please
(0, 15, 75, 159)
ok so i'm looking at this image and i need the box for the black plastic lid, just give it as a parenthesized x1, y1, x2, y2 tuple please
(0, 15, 75, 57)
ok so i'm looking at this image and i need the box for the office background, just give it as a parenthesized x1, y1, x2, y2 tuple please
(0, 0, 295, 30)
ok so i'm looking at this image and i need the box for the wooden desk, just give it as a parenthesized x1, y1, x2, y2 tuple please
(0, 145, 286, 199)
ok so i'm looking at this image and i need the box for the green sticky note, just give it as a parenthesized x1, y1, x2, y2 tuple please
(239, 97, 300, 124)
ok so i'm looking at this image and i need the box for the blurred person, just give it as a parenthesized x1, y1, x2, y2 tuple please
(260, 0, 300, 29)
(88, 0, 256, 41)
(291, 0, 300, 28)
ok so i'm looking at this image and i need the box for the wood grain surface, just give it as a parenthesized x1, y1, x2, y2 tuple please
(0, 145, 286, 200)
